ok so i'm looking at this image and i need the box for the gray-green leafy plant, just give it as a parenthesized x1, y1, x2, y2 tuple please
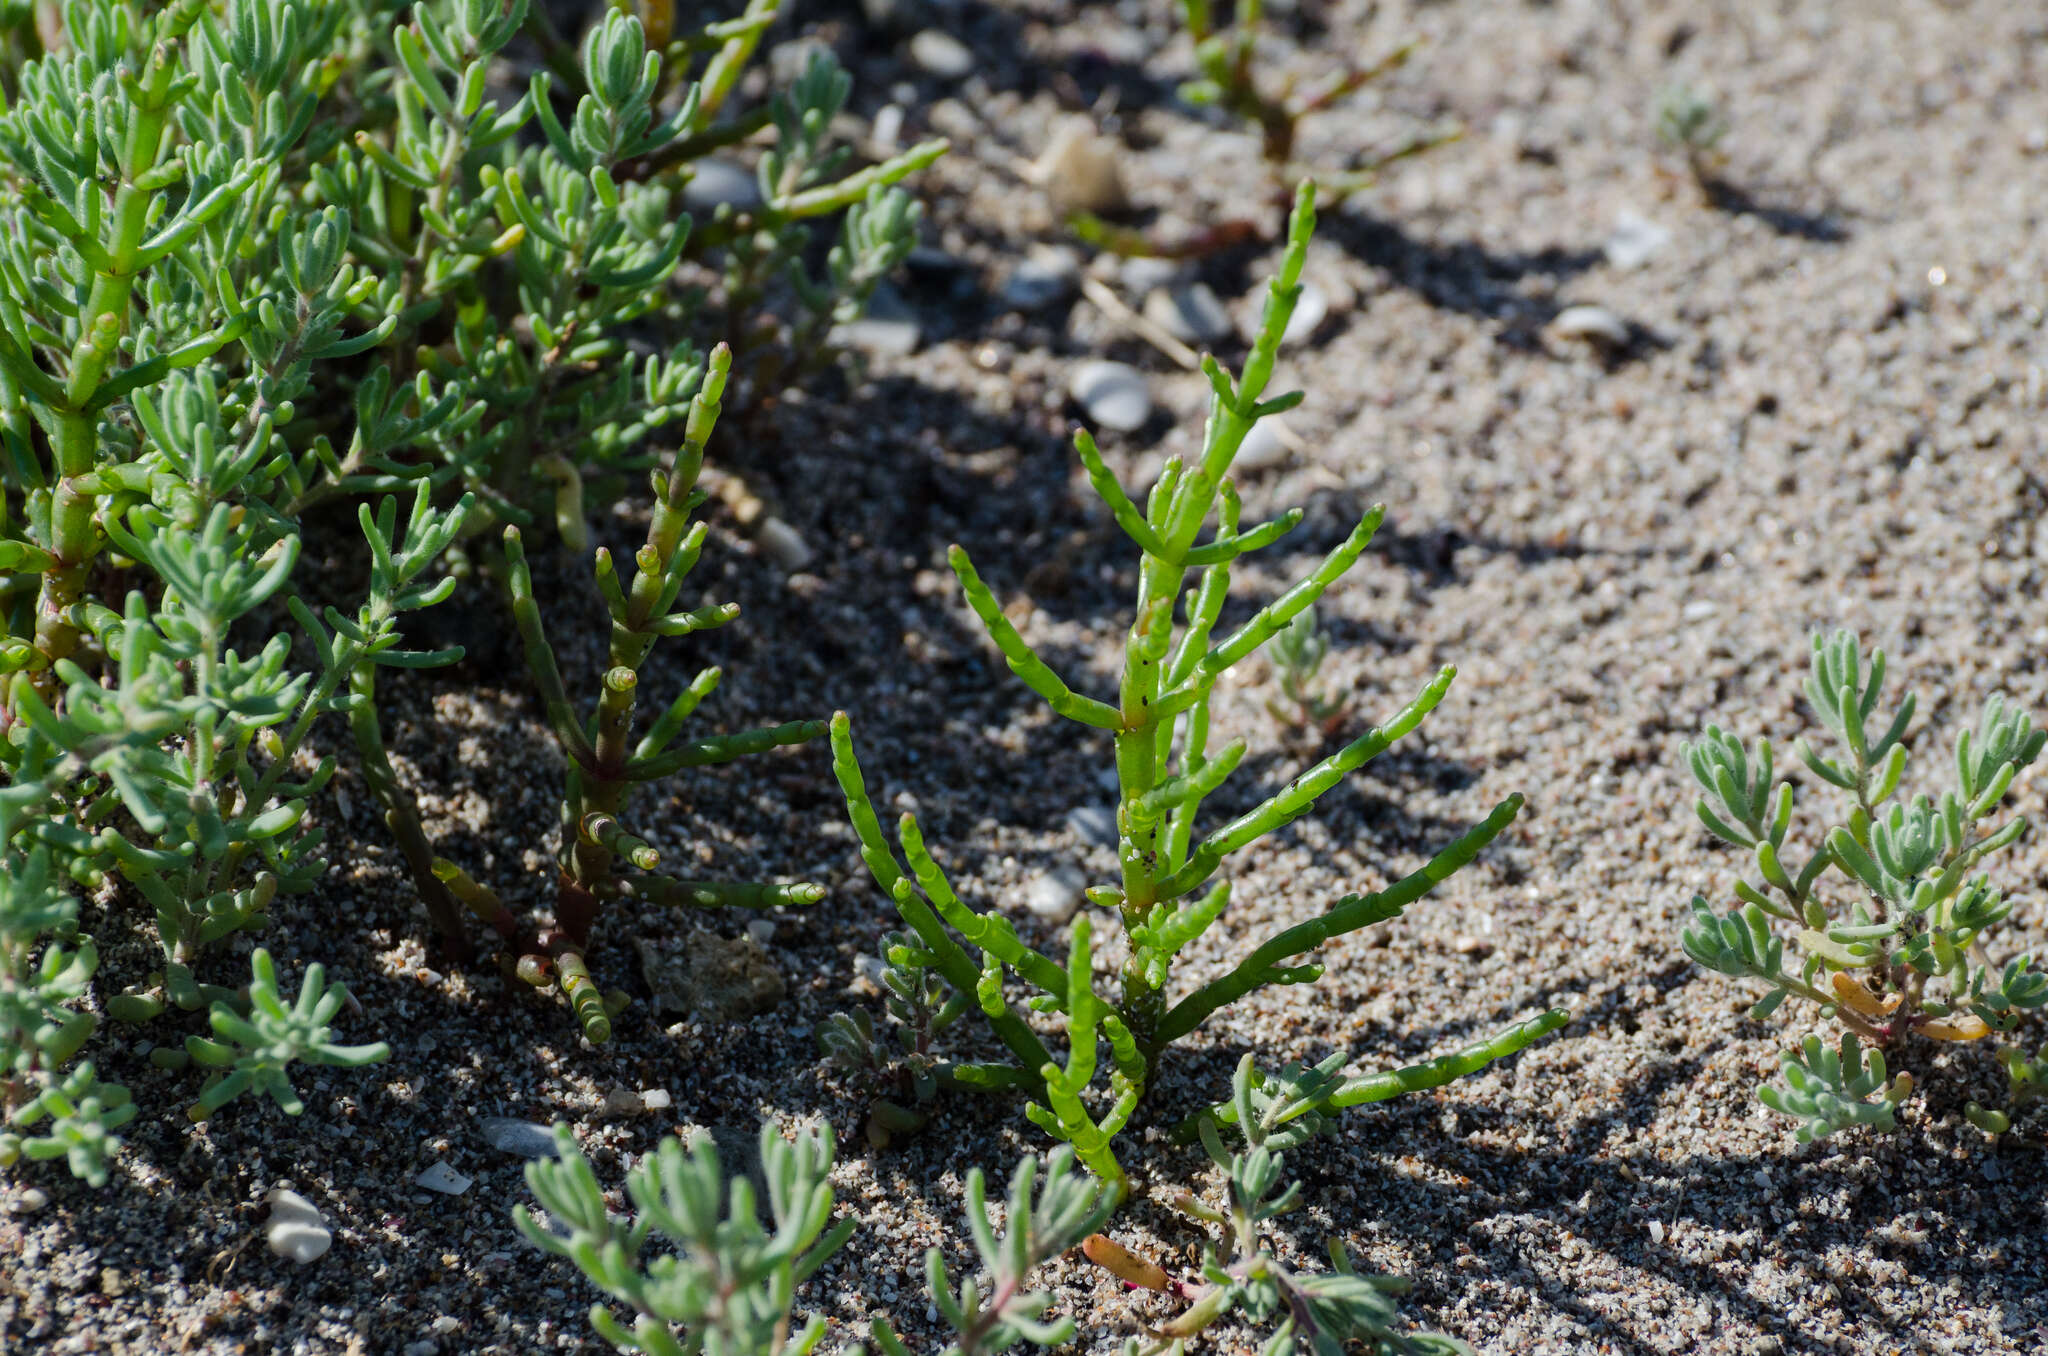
(0, 0, 931, 1180)
(831, 183, 1563, 1196)
(818, 927, 968, 1147)
(518, 1117, 856, 1356)
(1264, 604, 1345, 733)
(1085, 1054, 1470, 1356)
(1680, 630, 2047, 1140)
(163, 946, 390, 1122)
(429, 346, 824, 1042)
(518, 1116, 1113, 1356)
(866, 1145, 1117, 1356)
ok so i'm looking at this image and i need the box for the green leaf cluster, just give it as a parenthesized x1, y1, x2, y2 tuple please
(1680, 630, 2047, 1139)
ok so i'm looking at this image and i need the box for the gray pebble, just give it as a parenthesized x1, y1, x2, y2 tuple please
(682, 159, 761, 213)
(908, 30, 973, 80)
(1068, 361, 1151, 432)
(757, 517, 814, 572)
(1065, 804, 1118, 848)
(1144, 282, 1236, 346)
(9, 1187, 49, 1215)
(478, 1117, 561, 1158)
(1036, 119, 1127, 215)
(1002, 246, 1079, 310)
(1024, 866, 1087, 922)
(831, 286, 921, 357)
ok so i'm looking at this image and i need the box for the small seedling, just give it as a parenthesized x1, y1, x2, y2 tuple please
(1264, 605, 1348, 734)
(1083, 1054, 1472, 1356)
(1654, 82, 1729, 182)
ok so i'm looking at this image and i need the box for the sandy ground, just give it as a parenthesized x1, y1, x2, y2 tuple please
(6, 1, 2048, 1353)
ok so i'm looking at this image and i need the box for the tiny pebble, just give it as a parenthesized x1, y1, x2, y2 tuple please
(10, 1187, 49, 1215)
(1234, 418, 1290, 472)
(1067, 361, 1151, 432)
(1001, 246, 1080, 310)
(1603, 210, 1671, 270)
(1024, 866, 1086, 923)
(831, 286, 921, 357)
(415, 1161, 473, 1196)
(1547, 304, 1631, 346)
(1453, 935, 1493, 957)
(1649, 1219, 1666, 1244)
(757, 517, 814, 572)
(1065, 804, 1118, 848)
(641, 1089, 673, 1112)
(1143, 282, 1235, 346)
(264, 1188, 332, 1265)
(682, 159, 762, 213)
(871, 103, 905, 153)
(1120, 256, 1179, 296)
(908, 30, 974, 80)
(1682, 600, 1719, 621)
(1281, 282, 1329, 345)
(479, 1117, 560, 1158)
(602, 1088, 646, 1118)
(402, 1341, 438, 1356)
(432, 1316, 461, 1335)
(746, 918, 777, 946)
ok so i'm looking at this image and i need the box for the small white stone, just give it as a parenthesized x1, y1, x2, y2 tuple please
(1234, 418, 1290, 472)
(1546, 304, 1631, 346)
(432, 1316, 462, 1335)
(1281, 282, 1329, 346)
(1024, 867, 1086, 923)
(1648, 1219, 1666, 1245)
(871, 104, 905, 153)
(1068, 361, 1151, 432)
(9, 1187, 49, 1215)
(908, 29, 973, 80)
(1143, 282, 1235, 346)
(831, 287, 921, 357)
(1034, 118, 1127, 216)
(1682, 600, 1719, 622)
(757, 517, 814, 572)
(682, 159, 762, 213)
(1603, 210, 1671, 270)
(415, 1161, 473, 1196)
(641, 1089, 673, 1112)
(265, 1188, 332, 1265)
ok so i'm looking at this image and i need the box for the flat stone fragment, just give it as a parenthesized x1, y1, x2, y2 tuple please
(477, 1117, 561, 1159)
(415, 1161, 472, 1196)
